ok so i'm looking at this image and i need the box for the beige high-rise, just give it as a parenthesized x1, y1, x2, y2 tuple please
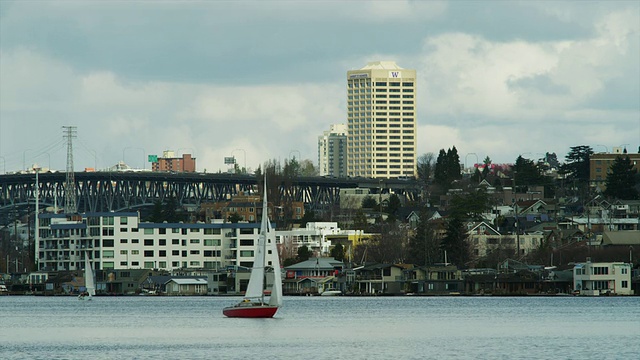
(347, 61, 417, 179)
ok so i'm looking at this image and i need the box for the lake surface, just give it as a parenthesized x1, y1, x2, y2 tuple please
(1, 295, 638, 359)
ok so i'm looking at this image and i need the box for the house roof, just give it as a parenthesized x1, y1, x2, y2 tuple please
(164, 277, 208, 285)
(285, 257, 343, 271)
(602, 231, 640, 246)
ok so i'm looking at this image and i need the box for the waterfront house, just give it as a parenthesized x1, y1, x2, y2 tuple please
(404, 264, 463, 294)
(573, 259, 632, 296)
(354, 263, 406, 295)
(164, 277, 208, 295)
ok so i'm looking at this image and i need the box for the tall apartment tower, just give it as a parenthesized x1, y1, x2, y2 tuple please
(318, 124, 348, 177)
(347, 61, 417, 178)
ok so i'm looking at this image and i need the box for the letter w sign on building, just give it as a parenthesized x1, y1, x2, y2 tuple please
(389, 71, 402, 78)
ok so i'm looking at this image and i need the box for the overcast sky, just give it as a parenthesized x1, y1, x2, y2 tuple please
(1, 1, 638, 173)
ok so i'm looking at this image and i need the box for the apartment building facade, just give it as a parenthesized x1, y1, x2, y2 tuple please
(151, 150, 196, 172)
(36, 212, 267, 272)
(318, 124, 348, 177)
(347, 61, 417, 179)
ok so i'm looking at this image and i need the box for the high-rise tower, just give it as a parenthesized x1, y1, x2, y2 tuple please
(318, 124, 347, 178)
(347, 61, 417, 178)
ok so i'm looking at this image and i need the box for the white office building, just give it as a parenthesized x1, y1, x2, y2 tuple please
(347, 61, 417, 179)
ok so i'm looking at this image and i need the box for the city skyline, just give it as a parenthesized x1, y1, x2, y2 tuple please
(0, 1, 638, 173)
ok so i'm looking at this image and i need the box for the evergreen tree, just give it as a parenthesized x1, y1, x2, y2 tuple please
(361, 196, 378, 209)
(604, 156, 639, 200)
(560, 145, 593, 184)
(434, 149, 448, 188)
(512, 156, 543, 187)
(330, 243, 344, 261)
(297, 245, 311, 262)
(227, 212, 242, 223)
(386, 194, 401, 219)
(148, 201, 163, 223)
(440, 215, 471, 267)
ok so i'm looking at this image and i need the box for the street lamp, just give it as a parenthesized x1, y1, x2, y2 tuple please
(34, 152, 51, 171)
(123, 147, 146, 170)
(23, 149, 32, 171)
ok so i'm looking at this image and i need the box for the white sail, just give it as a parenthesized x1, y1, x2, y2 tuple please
(243, 180, 269, 302)
(267, 218, 283, 307)
(84, 251, 95, 297)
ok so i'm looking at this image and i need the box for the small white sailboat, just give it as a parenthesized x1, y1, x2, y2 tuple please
(223, 177, 282, 318)
(79, 251, 95, 301)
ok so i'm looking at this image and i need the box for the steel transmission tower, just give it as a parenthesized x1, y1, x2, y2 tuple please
(63, 126, 77, 213)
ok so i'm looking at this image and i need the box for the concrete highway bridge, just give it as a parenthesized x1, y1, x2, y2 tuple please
(0, 171, 420, 225)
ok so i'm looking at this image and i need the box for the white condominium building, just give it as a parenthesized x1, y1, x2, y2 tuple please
(36, 212, 267, 272)
(318, 124, 348, 178)
(347, 61, 417, 179)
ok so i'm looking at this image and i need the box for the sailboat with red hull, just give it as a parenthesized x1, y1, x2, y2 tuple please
(223, 178, 282, 318)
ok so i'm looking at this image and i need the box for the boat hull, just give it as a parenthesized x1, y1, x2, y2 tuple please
(222, 305, 278, 318)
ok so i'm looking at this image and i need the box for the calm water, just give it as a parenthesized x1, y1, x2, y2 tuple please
(0, 295, 638, 360)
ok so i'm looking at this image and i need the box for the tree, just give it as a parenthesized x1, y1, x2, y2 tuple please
(299, 159, 318, 176)
(417, 153, 435, 182)
(352, 209, 369, 231)
(406, 206, 440, 265)
(361, 196, 378, 209)
(449, 190, 491, 221)
(560, 145, 593, 184)
(297, 245, 311, 262)
(434, 147, 462, 190)
(440, 215, 471, 267)
(330, 243, 344, 261)
(227, 212, 242, 223)
(148, 201, 164, 223)
(512, 155, 543, 187)
(386, 194, 402, 220)
(367, 222, 408, 264)
(604, 156, 639, 200)
(471, 168, 482, 184)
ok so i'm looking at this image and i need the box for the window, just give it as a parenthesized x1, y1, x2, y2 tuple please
(172, 250, 180, 256)
(159, 239, 166, 246)
(190, 228, 200, 233)
(240, 250, 254, 257)
(144, 250, 154, 257)
(190, 250, 200, 255)
(144, 228, 154, 235)
(240, 228, 254, 235)
(102, 228, 114, 236)
(102, 217, 114, 226)
(144, 239, 154, 246)
(103, 239, 114, 247)
(120, 250, 128, 255)
(120, 228, 128, 232)
(103, 250, 114, 258)
(131, 239, 139, 244)
(103, 262, 114, 269)
(204, 228, 221, 235)
(190, 239, 200, 244)
(120, 239, 128, 244)
(159, 250, 166, 257)
(204, 239, 221, 246)
(240, 239, 254, 246)
(131, 250, 139, 255)
(120, 217, 128, 225)
(131, 261, 139, 266)
(622, 281, 628, 288)
(159, 228, 166, 235)
(172, 239, 179, 245)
